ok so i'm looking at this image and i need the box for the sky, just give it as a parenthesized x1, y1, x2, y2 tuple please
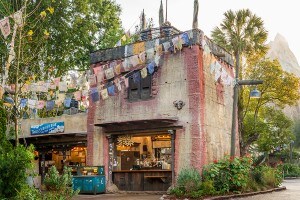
(115, 0, 300, 62)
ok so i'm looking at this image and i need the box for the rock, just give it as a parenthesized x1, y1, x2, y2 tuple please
(267, 33, 300, 76)
(166, 185, 174, 195)
(267, 33, 300, 122)
(105, 184, 119, 193)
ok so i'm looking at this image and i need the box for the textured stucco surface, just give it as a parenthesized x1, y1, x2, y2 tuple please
(202, 52, 237, 162)
(87, 47, 235, 175)
(87, 30, 236, 180)
(20, 113, 87, 137)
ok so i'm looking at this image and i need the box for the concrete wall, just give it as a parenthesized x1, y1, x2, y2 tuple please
(20, 113, 87, 137)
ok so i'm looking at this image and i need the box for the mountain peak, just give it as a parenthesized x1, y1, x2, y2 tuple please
(274, 33, 288, 45)
(267, 33, 300, 76)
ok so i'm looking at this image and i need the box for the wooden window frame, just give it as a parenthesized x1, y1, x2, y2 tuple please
(128, 71, 152, 102)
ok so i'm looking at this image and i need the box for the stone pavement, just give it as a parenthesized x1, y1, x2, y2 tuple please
(73, 193, 162, 200)
(73, 179, 300, 200)
(235, 179, 300, 200)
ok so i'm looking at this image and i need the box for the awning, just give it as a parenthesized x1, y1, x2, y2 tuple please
(95, 118, 181, 133)
(20, 132, 87, 151)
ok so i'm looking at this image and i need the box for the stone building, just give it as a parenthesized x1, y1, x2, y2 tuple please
(87, 27, 237, 191)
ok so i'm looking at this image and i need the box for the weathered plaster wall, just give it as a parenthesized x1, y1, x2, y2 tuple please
(87, 30, 235, 177)
(20, 113, 87, 138)
(202, 52, 237, 162)
(88, 48, 193, 175)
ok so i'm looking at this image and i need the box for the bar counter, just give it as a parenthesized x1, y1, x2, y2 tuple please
(112, 169, 172, 191)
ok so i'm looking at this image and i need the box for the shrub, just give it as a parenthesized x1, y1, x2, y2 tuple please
(203, 156, 252, 193)
(283, 163, 300, 178)
(200, 180, 216, 196)
(170, 168, 202, 198)
(44, 166, 78, 200)
(14, 184, 42, 200)
(0, 143, 36, 199)
(251, 165, 283, 188)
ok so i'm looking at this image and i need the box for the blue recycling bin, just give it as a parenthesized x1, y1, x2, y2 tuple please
(72, 166, 105, 194)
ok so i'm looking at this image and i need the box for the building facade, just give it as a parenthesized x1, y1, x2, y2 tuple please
(87, 28, 238, 191)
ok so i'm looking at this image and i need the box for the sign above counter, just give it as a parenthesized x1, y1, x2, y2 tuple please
(30, 121, 65, 135)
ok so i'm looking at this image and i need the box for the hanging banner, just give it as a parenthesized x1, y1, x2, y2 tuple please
(30, 121, 65, 135)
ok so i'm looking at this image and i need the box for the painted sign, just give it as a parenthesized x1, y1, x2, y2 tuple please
(30, 122, 64, 135)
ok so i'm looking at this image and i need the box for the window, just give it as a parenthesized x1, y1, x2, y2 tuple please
(128, 71, 152, 101)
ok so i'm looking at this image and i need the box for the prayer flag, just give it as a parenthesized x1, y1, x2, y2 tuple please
(46, 100, 55, 111)
(74, 91, 82, 101)
(105, 67, 115, 80)
(0, 17, 11, 39)
(129, 55, 140, 67)
(13, 10, 23, 27)
(88, 74, 97, 86)
(59, 82, 68, 92)
(28, 99, 37, 109)
(107, 84, 115, 96)
(101, 89, 108, 100)
(141, 67, 148, 78)
(37, 101, 45, 109)
(147, 61, 155, 74)
(133, 72, 140, 83)
(114, 64, 121, 75)
(139, 51, 146, 64)
(64, 98, 71, 107)
(20, 98, 28, 108)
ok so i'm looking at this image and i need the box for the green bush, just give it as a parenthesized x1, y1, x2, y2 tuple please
(283, 163, 300, 177)
(170, 168, 202, 198)
(0, 143, 36, 199)
(250, 164, 283, 189)
(199, 180, 216, 196)
(170, 156, 284, 199)
(203, 156, 252, 193)
(44, 166, 78, 200)
(14, 184, 42, 200)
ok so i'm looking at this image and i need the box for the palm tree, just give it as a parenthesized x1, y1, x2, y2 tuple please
(211, 9, 268, 156)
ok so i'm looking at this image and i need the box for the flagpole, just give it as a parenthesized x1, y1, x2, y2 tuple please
(165, 0, 168, 22)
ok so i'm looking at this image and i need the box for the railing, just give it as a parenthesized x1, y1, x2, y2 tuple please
(139, 26, 181, 41)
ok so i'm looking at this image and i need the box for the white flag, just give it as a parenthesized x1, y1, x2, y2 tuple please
(0, 17, 11, 39)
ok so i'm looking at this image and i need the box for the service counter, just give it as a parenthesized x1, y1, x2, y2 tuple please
(112, 170, 172, 191)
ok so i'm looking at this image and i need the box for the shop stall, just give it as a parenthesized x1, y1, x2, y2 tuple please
(111, 133, 173, 191)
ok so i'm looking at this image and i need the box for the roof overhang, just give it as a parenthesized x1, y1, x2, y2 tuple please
(19, 132, 87, 151)
(95, 118, 181, 134)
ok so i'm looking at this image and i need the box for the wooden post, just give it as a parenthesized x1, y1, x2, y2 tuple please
(107, 134, 114, 186)
(169, 130, 175, 185)
(41, 152, 45, 184)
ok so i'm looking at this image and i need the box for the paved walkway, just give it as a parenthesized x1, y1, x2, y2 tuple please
(73, 193, 162, 200)
(73, 179, 300, 200)
(236, 179, 300, 200)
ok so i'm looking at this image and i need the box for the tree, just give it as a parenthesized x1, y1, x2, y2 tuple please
(38, 0, 123, 75)
(243, 107, 294, 153)
(293, 120, 300, 148)
(0, 104, 36, 199)
(0, 0, 123, 144)
(241, 59, 300, 154)
(211, 9, 267, 156)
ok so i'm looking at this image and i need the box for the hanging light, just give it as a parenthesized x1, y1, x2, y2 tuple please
(250, 87, 261, 98)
